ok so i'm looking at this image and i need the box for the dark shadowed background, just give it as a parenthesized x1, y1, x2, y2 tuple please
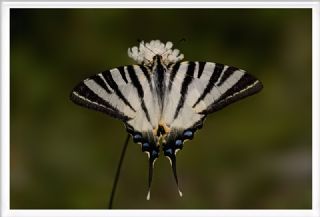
(10, 9, 312, 209)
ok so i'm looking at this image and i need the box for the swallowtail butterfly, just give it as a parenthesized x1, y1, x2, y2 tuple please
(70, 40, 263, 200)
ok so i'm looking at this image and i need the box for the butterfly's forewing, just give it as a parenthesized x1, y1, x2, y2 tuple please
(163, 60, 262, 134)
(161, 61, 262, 191)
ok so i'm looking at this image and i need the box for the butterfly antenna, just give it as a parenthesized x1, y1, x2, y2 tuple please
(170, 156, 183, 197)
(160, 47, 171, 57)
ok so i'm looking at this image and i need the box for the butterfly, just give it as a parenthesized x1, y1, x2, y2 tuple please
(70, 40, 263, 200)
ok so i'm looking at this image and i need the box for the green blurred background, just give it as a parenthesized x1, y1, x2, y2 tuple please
(10, 9, 312, 209)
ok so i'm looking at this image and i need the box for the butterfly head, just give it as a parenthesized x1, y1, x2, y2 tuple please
(128, 40, 184, 67)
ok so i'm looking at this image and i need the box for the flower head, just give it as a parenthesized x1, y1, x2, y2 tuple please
(128, 40, 184, 66)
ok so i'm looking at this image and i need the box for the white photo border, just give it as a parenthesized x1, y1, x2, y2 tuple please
(1, 1, 319, 217)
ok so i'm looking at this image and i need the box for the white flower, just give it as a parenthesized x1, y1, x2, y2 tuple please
(128, 40, 184, 66)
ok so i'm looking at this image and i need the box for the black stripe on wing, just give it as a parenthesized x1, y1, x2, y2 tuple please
(139, 65, 151, 84)
(70, 81, 130, 121)
(168, 63, 180, 92)
(173, 62, 196, 120)
(197, 61, 206, 78)
(139, 65, 153, 93)
(90, 74, 112, 94)
(200, 73, 263, 114)
(216, 66, 238, 86)
(102, 70, 136, 112)
(118, 67, 128, 84)
(127, 65, 151, 123)
(192, 63, 224, 108)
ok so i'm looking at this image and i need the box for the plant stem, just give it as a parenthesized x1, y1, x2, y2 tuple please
(108, 134, 130, 209)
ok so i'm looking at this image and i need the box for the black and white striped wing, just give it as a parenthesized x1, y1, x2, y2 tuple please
(70, 65, 161, 150)
(70, 65, 165, 198)
(162, 61, 263, 160)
